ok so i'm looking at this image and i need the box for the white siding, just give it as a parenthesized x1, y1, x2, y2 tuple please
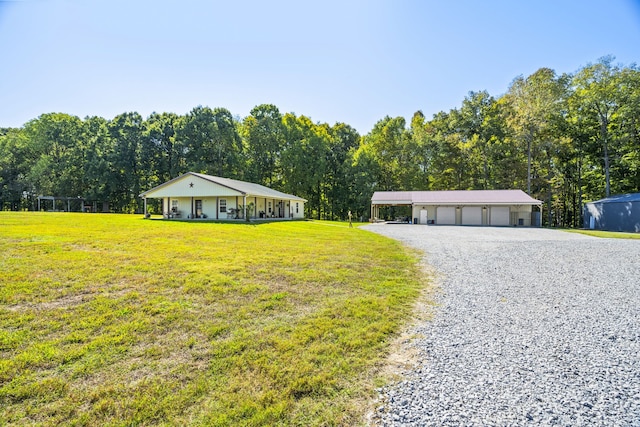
(292, 201, 304, 219)
(146, 175, 243, 198)
(413, 205, 437, 224)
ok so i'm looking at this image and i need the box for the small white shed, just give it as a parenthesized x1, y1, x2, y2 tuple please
(140, 172, 306, 220)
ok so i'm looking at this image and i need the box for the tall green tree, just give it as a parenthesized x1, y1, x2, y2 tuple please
(81, 116, 112, 205)
(242, 104, 284, 186)
(0, 128, 31, 210)
(456, 91, 506, 189)
(351, 141, 381, 219)
(421, 110, 466, 190)
(280, 114, 330, 219)
(326, 123, 361, 219)
(22, 113, 85, 199)
(408, 111, 434, 189)
(177, 106, 243, 178)
(107, 112, 145, 212)
(572, 57, 625, 197)
(505, 68, 568, 196)
(606, 64, 640, 194)
(145, 112, 183, 183)
(360, 116, 410, 191)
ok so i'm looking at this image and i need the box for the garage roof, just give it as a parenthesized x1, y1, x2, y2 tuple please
(587, 192, 640, 204)
(371, 189, 542, 206)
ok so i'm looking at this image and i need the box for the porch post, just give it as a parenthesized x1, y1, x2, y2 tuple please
(243, 195, 247, 221)
(143, 197, 147, 217)
(191, 197, 194, 219)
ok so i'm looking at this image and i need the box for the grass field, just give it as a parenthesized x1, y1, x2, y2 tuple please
(565, 229, 640, 239)
(0, 213, 426, 426)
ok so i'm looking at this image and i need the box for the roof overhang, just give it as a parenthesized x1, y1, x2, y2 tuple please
(140, 172, 307, 202)
(371, 190, 543, 206)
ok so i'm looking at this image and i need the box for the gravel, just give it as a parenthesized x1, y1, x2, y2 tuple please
(362, 225, 640, 426)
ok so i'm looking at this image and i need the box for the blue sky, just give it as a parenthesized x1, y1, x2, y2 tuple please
(1, 0, 639, 134)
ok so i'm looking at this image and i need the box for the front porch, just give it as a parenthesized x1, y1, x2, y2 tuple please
(151, 195, 301, 220)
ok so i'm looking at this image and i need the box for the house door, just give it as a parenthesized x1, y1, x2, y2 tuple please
(195, 200, 202, 218)
(419, 209, 428, 225)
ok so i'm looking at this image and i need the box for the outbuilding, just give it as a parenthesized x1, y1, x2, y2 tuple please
(583, 193, 640, 232)
(371, 189, 542, 226)
(140, 172, 306, 220)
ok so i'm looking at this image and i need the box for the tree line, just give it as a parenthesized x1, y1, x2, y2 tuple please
(1, 56, 639, 226)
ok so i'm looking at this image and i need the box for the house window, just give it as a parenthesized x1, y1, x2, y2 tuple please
(268, 202, 272, 213)
(296, 203, 299, 213)
(220, 199, 227, 213)
(171, 199, 179, 213)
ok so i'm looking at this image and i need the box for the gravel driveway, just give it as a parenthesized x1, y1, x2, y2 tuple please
(362, 225, 640, 426)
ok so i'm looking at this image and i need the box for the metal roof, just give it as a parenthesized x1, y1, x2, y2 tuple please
(140, 172, 307, 202)
(587, 192, 640, 204)
(192, 173, 307, 201)
(371, 189, 542, 205)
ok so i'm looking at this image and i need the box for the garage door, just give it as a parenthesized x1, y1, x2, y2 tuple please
(462, 206, 482, 225)
(436, 207, 456, 225)
(490, 206, 510, 226)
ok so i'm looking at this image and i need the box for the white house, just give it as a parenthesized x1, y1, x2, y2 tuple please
(140, 172, 306, 220)
(371, 189, 543, 226)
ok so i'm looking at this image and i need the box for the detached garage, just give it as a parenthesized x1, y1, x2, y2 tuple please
(371, 189, 542, 226)
(583, 193, 640, 233)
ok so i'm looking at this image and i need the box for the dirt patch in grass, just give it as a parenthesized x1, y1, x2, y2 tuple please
(377, 261, 439, 379)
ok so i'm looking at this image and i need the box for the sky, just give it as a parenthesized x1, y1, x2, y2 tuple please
(1, 0, 639, 134)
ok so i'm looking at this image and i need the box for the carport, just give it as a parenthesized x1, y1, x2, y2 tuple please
(371, 189, 543, 226)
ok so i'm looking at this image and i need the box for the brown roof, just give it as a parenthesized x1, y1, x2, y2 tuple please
(371, 190, 542, 205)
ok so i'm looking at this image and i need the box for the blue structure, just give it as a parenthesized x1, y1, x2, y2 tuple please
(583, 193, 640, 233)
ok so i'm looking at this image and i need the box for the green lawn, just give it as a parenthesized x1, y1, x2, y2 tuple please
(565, 229, 640, 239)
(0, 213, 426, 426)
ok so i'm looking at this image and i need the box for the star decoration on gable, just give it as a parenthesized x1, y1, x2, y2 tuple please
(189, 182, 194, 188)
